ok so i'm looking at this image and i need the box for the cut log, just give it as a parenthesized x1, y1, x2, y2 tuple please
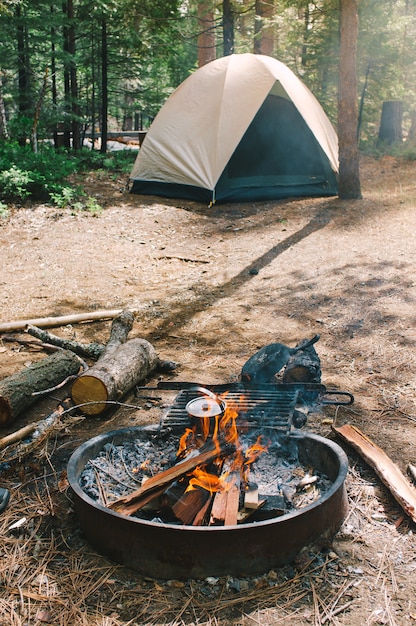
(282, 336, 321, 383)
(333, 423, 416, 524)
(70, 310, 158, 415)
(0, 351, 82, 426)
(109, 440, 235, 516)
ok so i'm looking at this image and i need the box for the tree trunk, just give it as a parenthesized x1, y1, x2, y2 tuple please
(68, 0, 80, 150)
(377, 101, 403, 145)
(16, 4, 31, 146)
(62, 1, 72, 148)
(100, 18, 108, 154)
(223, 0, 234, 56)
(0, 75, 9, 140)
(338, 0, 362, 199)
(198, 1, 216, 67)
(254, 0, 274, 56)
(0, 351, 82, 426)
(408, 110, 416, 146)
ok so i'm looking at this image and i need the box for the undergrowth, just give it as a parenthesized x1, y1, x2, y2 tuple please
(0, 142, 136, 210)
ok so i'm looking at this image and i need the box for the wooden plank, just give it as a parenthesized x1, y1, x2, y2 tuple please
(332, 423, 416, 523)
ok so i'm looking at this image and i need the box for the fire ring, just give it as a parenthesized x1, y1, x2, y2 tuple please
(67, 425, 349, 580)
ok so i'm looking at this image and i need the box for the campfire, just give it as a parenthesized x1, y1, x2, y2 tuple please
(68, 380, 351, 579)
(80, 386, 336, 527)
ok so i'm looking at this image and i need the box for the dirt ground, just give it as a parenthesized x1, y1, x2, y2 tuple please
(0, 155, 415, 625)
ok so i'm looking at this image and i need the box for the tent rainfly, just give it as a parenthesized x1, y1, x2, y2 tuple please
(129, 53, 339, 204)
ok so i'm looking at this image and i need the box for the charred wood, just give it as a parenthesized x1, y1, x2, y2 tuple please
(282, 336, 321, 384)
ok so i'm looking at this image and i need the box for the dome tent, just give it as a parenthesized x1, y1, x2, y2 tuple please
(129, 53, 338, 204)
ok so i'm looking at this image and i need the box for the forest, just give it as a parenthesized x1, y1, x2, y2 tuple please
(0, 0, 416, 207)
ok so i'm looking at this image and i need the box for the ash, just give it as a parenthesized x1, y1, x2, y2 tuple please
(79, 430, 333, 520)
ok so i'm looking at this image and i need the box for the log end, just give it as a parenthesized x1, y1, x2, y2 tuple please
(71, 375, 109, 415)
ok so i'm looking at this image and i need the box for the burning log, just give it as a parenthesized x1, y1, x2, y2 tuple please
(0, 350, 82, 426)
(70, 310, 159, 415)
(109, 440, 236, 516)
(209, 462, 241, 526)
(172, 487, 211, 525)
(333, 423, 416, 524)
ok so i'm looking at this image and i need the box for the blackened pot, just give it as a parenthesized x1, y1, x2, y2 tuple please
(67, 426, 348, 580)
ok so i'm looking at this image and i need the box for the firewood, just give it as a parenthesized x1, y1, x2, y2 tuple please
(209, 461, 241, 526)
(282, 336, 321, 383)
(333, 423, 416, 524)
(70, 310, 158, 415)
(0, 350, 82, 426)
(0, 308, 137, 333)
(241, 335, 320, 384)
(172, 487, 211, 525)
(109, 440, 236, 516)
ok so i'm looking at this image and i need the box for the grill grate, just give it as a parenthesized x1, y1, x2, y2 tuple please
(160, 385, 300, 433)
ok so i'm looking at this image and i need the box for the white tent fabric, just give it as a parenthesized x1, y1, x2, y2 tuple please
(130, 54, 338, 195)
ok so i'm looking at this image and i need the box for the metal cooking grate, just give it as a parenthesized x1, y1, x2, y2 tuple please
(160, 385, 300, 433)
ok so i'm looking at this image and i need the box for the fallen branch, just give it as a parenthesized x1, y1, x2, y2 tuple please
(0, 398, 75, 462)
(332, 423, 416, 524)
(0, 309, 137, 333)
(26, 325, 105, 360)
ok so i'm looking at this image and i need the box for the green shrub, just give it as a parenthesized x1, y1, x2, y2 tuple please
(0, 141, 77, 201)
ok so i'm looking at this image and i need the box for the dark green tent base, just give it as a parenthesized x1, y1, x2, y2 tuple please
(129, 176, 338, 204)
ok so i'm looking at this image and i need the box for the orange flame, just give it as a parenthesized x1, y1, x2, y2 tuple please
(186, 467, 223, 494)
(177, 392, 269, 496)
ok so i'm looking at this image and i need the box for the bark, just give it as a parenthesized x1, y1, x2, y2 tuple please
(62, 1, 72, 148)
(70, 311, 158, 415)
(68, 0, 80, 150)
(26, 325, 105, 360)
(333, 423, 416, 524)
(377, 101, 403, 146)
(0, 74, 9, 140)
(100, 18, 108, 154)
(282, 337, 321, 384)
(223, 0, 234, 55)
(254, 0, 274, 56)
(408, 110, 416, 146)
(0, 351, 82, 426)
(198, 1, 216, 67)
(0, 308, 133, 332)
(338, 0, 362, 199)
(31, 68, 49, 153)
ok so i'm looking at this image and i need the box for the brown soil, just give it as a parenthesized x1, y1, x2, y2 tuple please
(0, 155, 415, 625)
